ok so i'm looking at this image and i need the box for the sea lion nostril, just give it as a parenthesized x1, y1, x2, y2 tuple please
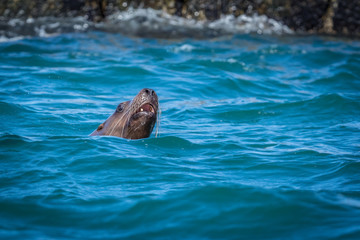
(144, 88, 154, 96)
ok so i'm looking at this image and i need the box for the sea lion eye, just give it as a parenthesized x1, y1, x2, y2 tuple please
(97, 123, 104, 131)
(116, 103, 124, 112)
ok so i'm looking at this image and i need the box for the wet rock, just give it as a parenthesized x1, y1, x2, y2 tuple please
(0, 0, 359, 37)
(333, 0, 360, 36)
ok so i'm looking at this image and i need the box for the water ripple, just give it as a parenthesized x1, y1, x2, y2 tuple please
(0, 32, 359, 239)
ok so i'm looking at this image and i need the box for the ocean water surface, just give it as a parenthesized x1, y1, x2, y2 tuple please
(1, 23, 360, 239)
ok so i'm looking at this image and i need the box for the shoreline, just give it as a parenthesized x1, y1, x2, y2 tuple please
(1, 0, 359, 38)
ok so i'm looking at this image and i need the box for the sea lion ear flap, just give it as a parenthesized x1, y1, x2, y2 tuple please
(97, 123, 104, 131)
(116, 103, 124, 112)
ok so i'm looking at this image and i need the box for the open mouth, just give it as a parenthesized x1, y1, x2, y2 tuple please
(137, 103, 155, 114)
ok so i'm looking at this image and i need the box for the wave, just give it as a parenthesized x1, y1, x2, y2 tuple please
(1, 183, 359, 239)
(213, 93, 360, 121)
(0, 8, 293, 42)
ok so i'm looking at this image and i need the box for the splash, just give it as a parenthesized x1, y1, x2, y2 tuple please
(100, 8, 293, 38)
(0, 8, 293, 41)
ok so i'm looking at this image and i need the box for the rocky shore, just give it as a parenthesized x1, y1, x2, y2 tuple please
(1, 0, 359, 37)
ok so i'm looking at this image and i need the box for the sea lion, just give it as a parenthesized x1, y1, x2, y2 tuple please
(90, 88, 159, 139)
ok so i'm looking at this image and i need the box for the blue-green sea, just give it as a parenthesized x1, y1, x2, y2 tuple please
(1, 18, 360, 239)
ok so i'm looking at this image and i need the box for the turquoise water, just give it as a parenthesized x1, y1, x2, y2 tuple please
(1, 32, 360, 239)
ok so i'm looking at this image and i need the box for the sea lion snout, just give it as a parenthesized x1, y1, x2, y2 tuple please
(137, 88, 158, 112)
(143, 88, 155, 96)
(139, 88, 157, 103)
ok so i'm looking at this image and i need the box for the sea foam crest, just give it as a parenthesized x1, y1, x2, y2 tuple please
(0, 8, 293, 41)
(103, 8, 293, 37)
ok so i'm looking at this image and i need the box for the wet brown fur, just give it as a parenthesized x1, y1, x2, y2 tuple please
(90, 88, 159, 139)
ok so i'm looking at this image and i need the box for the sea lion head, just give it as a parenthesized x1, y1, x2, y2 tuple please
(90, 88, 159, 139)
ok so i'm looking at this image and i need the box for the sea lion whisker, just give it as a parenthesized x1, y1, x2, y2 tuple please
(113, 106, 136, 136)
(155, 105, 161, 138)
(108, 114, 125, 136)
(108, 105, 133, 136)
(119, 101, 144, 137)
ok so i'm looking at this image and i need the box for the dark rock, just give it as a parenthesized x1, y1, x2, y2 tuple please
(280, 0, 329, 32)
(333, 0, 360, 36)
(0, 0, 359, 37)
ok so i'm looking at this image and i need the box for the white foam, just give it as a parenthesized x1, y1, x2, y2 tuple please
(173, 44, 195, 53)
(338, 194, 360, 208)
(0, 8, 293, 41)
(0, 36, 24, 43)
(208, 14, 293, 35)
(104, 8, 293, 36)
